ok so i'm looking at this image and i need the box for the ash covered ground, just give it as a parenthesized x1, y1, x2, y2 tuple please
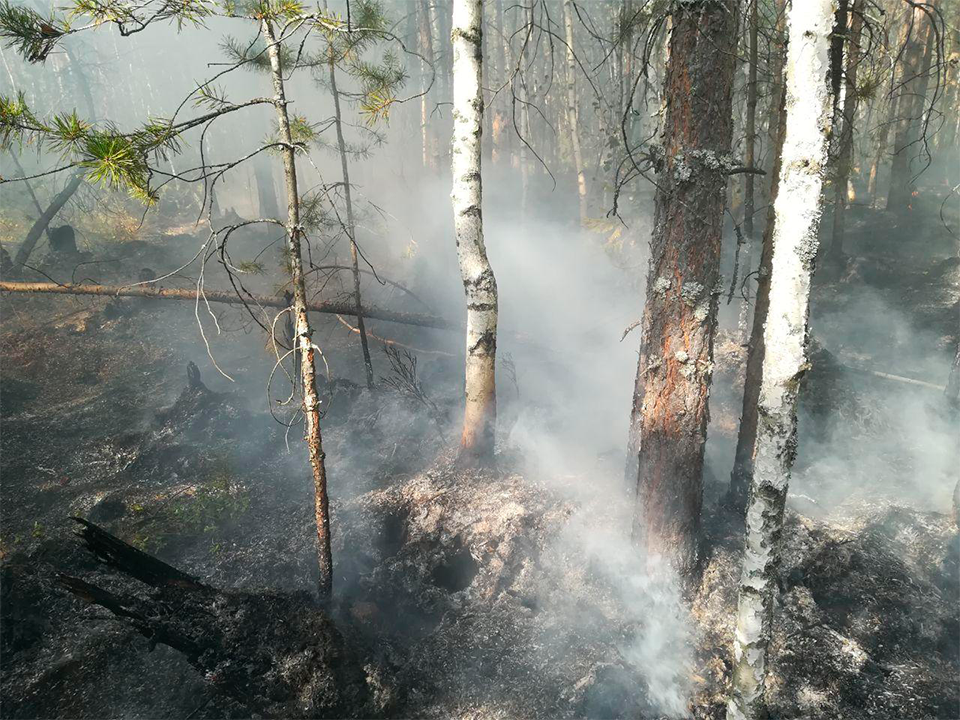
(1, 194, 958, 719)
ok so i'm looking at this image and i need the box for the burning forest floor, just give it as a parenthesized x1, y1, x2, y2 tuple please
(1, 194, 959, 719)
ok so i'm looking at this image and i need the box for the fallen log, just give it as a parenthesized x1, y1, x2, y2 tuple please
(0, 280, 455, 330)
(60, 518, 378, 718)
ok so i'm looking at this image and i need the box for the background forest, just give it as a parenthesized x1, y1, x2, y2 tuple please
(0, 0, 958, 719)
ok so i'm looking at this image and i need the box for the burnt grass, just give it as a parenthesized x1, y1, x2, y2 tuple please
(2, 195, 959, 719)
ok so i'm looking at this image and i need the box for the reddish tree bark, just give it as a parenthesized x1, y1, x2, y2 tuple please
(626, 0, 738, 579)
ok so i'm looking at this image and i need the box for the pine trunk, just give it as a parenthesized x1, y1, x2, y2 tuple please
(419, 0, 440, 172)
(326, 36, 375, 389)
(727, 2, 836, 716)
(452, 0, 498, 464)
(867, 39, 899, 205)
(626, 0, 737, 579)
(262, 19, 334, 600)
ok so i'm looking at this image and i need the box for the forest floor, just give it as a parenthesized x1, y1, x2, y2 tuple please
(1, 189, 958, 719)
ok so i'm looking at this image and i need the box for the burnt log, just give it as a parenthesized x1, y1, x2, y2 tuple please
(59, 518, 377, 718)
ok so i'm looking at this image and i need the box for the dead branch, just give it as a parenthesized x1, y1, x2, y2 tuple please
(335, 314, 454, 357)
(0, 280, 454, 330)
(59, 519, 374, 719)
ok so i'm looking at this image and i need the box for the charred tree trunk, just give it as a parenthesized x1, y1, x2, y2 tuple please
(727, 2, 836, 717)
(828, 0, 863, 263)
(325, 25, 375, 389)
(759, 0, 787, 224)
(738, 0, 761, 344)
(59, 518, 371, 718)
(828, 0, 849, 129)
(946, 343, 960, 404)
(563, 0, 588, 227)
(12, 174, 83, 273)
(254, 154, 280, 220)
(263, 18, 333, 600)
(452, 0, 498, 464)
(625, 0, 738, 580)
(866, 23, 901, 206)
(743, 0, 759, 242)
(727, 82, 788, 514)
(886, 6, 934, 213)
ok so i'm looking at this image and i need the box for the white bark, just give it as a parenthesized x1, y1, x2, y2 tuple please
(727, 2, 836, 718)
(451, 0, 498, 461)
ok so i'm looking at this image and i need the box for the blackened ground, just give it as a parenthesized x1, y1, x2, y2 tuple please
(2, 190, 959, 719)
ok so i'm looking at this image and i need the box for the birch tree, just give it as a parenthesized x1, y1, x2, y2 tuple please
(625, 0, 737, 580)
(727, 81, 788, 514)
(451, 0, 498, 464)
(727, 1, 837, 716)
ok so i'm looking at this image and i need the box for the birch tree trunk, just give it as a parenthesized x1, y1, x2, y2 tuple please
(451, 0, 498, 464)
(563, 0, 588, 228)
(262, 18, 333, 600)
(727, 2, 836, 716)
(727, 86, 788, 514)
(625, 0, 737, 580)
(326, 30, 375, 389)
(827, 0, 863, 263)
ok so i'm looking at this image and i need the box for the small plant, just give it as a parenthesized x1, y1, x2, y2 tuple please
(168, 461, 250, 536)
(31, 521, 44, 539)
(128, 532, 153, 552)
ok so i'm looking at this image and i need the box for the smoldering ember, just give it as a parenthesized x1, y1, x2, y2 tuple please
(0, 0, 958, 718)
